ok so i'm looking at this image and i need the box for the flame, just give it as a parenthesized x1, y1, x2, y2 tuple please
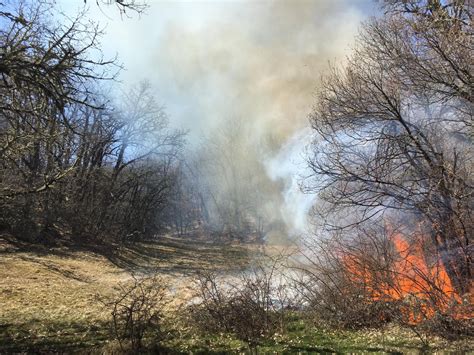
(343, 227, 472, 323)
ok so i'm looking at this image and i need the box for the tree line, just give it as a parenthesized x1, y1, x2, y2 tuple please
(0, 0, 279, 246)
(0, 1, 185, 245)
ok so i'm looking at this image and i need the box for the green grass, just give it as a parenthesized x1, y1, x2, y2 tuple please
(161, 314, 473, 354)
(0, 320, 109, 352)
(3, 315, 472, 354)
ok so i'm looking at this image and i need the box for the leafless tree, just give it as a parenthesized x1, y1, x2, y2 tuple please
(307, 0, 472, 295)
(0, 0, 115, 197)
(163, 161, 203, 236)
(72, 82, 185, 243)
(192, 117, 281, 242)
(85, 0, 148, 16)
(0, 2, 185, 245)
(0, 0, 117, 241)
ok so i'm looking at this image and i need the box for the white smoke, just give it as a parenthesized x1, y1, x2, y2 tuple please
(55, 0, 374, 243)
(265, 128, 315, 239)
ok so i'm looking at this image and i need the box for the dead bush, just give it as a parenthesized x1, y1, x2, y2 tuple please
(98, 274, 168, 352)
(415, 298, 474, 341)
(297, 268, 400, 329)
(188, 261, 294, 352)
(296, 226, 473, 340)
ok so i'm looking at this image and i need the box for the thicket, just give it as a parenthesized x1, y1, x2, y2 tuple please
(0, 1, 184, 245)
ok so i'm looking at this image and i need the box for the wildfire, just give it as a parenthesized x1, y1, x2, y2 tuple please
(343, 226, 472, 323)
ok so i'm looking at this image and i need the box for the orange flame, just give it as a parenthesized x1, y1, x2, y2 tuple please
(343, 227, 472, 323)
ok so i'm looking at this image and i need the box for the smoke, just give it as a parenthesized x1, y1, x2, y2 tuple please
(57, 0, 373, 241)
(265, 128, 316, 238)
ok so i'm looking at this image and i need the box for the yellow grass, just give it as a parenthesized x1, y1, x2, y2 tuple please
(0, 235, 255, 351)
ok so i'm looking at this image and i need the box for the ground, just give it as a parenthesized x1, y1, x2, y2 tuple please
(0, 235, 472, 353)
(0, 235, 256, 352)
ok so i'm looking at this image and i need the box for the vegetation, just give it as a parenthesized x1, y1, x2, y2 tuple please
(304, 0, 473, 338)
(1, 236, 472, 353)
(188, 261, 293, 353)
(0, 0, 472, 353)
(0, 0, 184, 247)
(98, 275, 168, 352)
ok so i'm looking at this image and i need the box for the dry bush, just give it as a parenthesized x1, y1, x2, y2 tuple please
(296, 228, 398, 329)
(297, 265, 401, 329)
(297, 225, 473, 340)
(417, 300, 474, 341)
(98, 275, 168, 352)
(188, 261, 295, 351)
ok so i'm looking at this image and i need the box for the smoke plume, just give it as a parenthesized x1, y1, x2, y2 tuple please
(58, 0, 373, 240)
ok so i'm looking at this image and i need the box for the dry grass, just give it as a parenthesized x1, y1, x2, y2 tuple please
(109, 236, 255, 274)
(0, 235, 256, 351)
(0, 251, 125, 322)
(0, 244, 125, 350)
(1, 236, 471, 353)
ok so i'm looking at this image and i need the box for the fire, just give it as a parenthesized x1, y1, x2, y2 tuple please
(343, 226, 472, 323)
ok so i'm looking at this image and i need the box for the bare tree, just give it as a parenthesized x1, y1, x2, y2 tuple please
(0, 0, 118, 241)
(0, 2, 185, 245)
(85, 0, 148, 16)
(164, 162, 203, 236)
(307, 0, 472, 295)
(83, 82, 185, 242)
(0, 1, 116, 198)
(190, 117, 283, 242)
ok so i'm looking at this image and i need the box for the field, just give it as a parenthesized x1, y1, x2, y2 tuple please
(0, 235, 472, 354)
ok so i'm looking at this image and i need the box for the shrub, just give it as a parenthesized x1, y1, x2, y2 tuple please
(98, 275, 168, 352)
(188, 261, 294, 352)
